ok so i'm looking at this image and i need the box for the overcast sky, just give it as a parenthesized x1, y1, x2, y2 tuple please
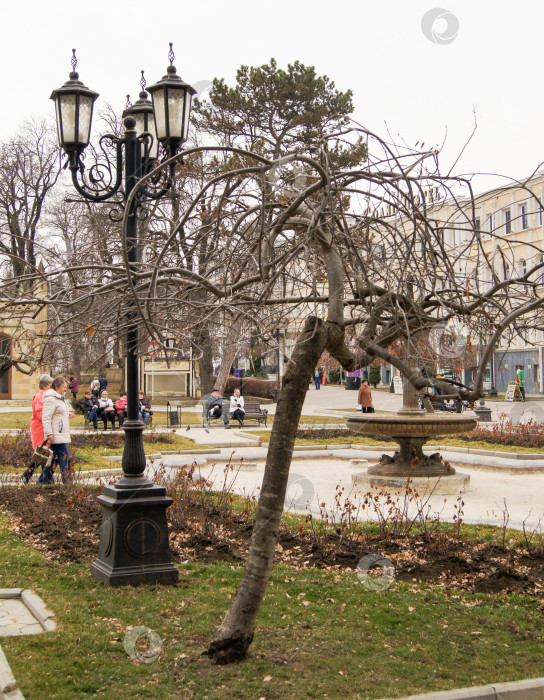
(4, 0, 541, 194)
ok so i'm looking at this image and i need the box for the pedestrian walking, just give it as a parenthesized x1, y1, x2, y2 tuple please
(40, 376, 75, 484)
(98, 374, 108, 395)
(90, 376, 100, 399)
(516, 364, 526, 401)
(314, 368, 321, 390)
(21, 374, 53, 484)
(357, 379, 374, 413)
(68, 375, 79, 400)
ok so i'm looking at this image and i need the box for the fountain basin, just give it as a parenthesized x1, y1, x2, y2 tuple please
(346, 413, 477, 477)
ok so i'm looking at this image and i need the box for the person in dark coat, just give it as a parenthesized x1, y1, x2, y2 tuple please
(98, 375, 108, 394)
(139, 391, 153, 426)
(205, 389, 229, 426)
(81, 390, 99, 429)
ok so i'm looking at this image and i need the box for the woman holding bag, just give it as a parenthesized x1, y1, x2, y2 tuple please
(40, 376, 75, 484)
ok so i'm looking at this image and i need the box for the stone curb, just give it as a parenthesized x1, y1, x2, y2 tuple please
(0, 589, 56, 634)
(388, 675, 544, 699)
(20, 591, 56, 632)
(0, 645, 24, 699)
(0, 589, 56, 699)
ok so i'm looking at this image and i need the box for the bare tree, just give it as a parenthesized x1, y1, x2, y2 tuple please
(0, 119, 60, 282)
(3, 118, 544, 662)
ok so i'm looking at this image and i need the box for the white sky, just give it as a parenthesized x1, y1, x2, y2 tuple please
(4, 0, 542, 195)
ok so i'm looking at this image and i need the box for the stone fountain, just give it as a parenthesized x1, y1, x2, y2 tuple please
(347, 376, 477, 494)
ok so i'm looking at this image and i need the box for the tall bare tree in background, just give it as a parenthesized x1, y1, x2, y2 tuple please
(0, 119, 60, 282)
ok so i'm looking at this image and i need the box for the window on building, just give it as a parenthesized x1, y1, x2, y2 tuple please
(504, 209, 511, 234)
(504, 262, 510, 281)
(488, 214, 493, 233)
(520, 259, 527, 277)
(520, 203, 528, 230)
(474, 217, 481, 232)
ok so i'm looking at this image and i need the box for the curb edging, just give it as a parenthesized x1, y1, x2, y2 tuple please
(0, 645, 24, 699)
(387, 675, 544, 699)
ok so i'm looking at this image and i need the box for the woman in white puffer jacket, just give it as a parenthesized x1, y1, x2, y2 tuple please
(40, 376, 75, 484)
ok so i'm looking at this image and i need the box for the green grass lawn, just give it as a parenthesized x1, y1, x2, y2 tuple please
(72, 434, 207, 473)
(1, 514, 544, 699)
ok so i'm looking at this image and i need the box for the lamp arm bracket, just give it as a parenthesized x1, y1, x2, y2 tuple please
(139, 161, 177, 201)
(70, 138, 124, 202)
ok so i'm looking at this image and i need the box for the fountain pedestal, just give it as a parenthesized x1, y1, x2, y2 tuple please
(346, 413, 476, 476)
(347, 376, 477, 479)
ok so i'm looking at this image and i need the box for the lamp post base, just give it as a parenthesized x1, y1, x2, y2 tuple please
(91, 480, 179, 587)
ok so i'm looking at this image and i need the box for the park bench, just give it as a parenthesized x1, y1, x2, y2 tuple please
(201, 399, 269, 428)
(238, 400, 268, 427)
(421, 397, 463, 414)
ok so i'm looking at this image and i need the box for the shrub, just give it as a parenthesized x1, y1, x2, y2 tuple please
(457, 415, 544, 448)
(225, 376, 276, 399)
(0, 430, 174, 470)
(0, 430, 33, 470)
(369, 364, 382, 388)
(327, 368, 341, 385)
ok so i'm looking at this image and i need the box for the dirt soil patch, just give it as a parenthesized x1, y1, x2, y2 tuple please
(1, 485, 544, 598)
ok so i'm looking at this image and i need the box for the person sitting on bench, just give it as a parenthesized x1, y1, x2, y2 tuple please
(81, 390, 99, 429)
(139, 391, 153, 426)
(97, 390, 116, 429)
(226, 388, 245, 428)
(115, 392, 128, 428)
(206, 388, 229, 426)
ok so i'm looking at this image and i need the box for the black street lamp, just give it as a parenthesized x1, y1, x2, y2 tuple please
(51, 44, 195, 586)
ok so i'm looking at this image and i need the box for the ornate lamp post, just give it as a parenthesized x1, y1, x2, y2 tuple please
(51, 45, 196, 586)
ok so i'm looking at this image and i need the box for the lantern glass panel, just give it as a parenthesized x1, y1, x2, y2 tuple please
(182, 91, 193, 144)
(77, 95, 94, 144)
(133, 112, 146, 139)
(59, 94, 77, 145)
(167, 88, 185, 140)
(152, 90, 167, 140)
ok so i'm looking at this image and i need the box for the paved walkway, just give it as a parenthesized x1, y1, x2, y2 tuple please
(122, 426, 544, 532)
(3, 384, 541, 424)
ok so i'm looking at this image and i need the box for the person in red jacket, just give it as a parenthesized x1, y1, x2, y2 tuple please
(22, 374, 53, 484)
(115, 392, 128, 428)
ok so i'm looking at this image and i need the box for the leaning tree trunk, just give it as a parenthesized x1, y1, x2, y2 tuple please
(206, 316, 327, 664)
(196, 324, 215, 395)
(214, 317, 244, 394)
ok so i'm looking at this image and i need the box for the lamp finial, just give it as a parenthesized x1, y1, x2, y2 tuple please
(70, 49, 79, 80)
